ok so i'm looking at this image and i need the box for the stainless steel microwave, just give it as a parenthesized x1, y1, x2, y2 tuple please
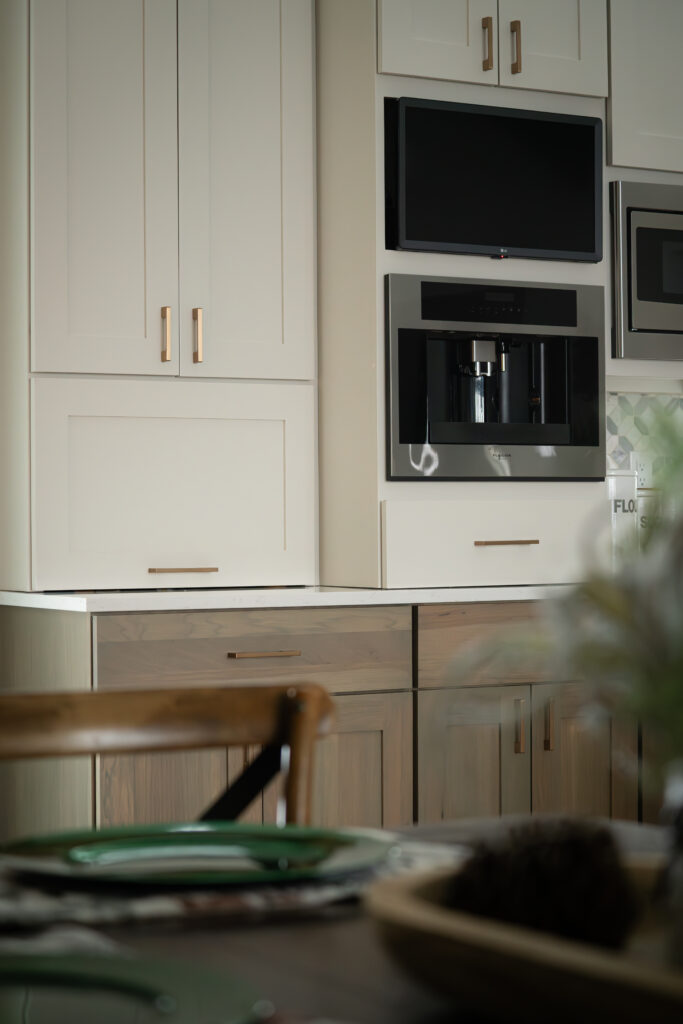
(612, 181, 683, 360)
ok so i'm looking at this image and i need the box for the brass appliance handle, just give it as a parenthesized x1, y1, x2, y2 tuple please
(544, 699, 556, 751)
(511, 19, 522, 74)
(474, 539, 540, 547)
(161, 306, 172, 362)
(482, 16, 494, 71)
(193, 307, 203, 363)
(148, 567, 219, 574)
(227, 650, 302, 660)
(513, 698, 526, 754)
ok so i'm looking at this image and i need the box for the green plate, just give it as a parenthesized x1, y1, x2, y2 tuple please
(0, 823, 398, 888)
(0, 952, 268, 1023)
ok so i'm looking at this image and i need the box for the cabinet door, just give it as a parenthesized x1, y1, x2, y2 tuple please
(178, 0, 315, 380)
(303, 692, 413, 829)
(531, 682, 638, 818)
(609, 0, 683, 172)
(31, 377, 316, 591)
(378, 0, 499, 84)
(31, 0, 180, 375)
(497, 0, 607, 96)
(418, 686, 531, 822)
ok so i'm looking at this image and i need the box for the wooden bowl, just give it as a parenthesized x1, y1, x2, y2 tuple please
(366, 856, 683, 1024)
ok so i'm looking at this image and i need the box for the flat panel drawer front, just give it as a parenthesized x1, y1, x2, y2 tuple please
(382, 494, 609, 588)
(94, 607, 412, 695)
(31, 376, 315, 591)
(418, 602, 542, 688)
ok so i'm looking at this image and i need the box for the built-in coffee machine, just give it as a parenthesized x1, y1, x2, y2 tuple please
(386, 275, 605, 480)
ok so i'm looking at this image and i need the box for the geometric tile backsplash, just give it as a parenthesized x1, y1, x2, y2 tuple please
(606, 392, 683, 486)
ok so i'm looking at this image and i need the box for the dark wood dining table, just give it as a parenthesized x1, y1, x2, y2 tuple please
(104, 819, 670, 1024)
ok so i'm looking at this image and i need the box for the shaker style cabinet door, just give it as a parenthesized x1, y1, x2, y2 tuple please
(417, 686, 531, 823)
(31, 377, 316, 591)
(497, 0, 607, 96)
(178, 0, 315, 380)
(609, 0, 683, 172)
(378, 0, 499, 85)
(31, 0, 180, 375)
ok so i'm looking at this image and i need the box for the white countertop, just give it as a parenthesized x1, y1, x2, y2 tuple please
(0, 584, 572, 614)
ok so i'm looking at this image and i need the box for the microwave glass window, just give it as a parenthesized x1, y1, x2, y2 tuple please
(635, 227, 683, 305)
(401, 105, 597, 256)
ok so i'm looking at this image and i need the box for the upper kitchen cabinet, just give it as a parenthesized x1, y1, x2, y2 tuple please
(609, 0, 683, 173)
(30, 0, 315, 380)
(377, 0, 608, 97)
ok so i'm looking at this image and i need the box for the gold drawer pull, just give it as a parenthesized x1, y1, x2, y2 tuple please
(161, 306, 172, 362)
(148, 567, 219, 574)
(544, 699, 555, 751)
(482, 16, 494, 71)
(511, 19, 522, 74)
(227, 650, 302, 660)
(474, 539, 540, 547)
(193, 306, 203, 363)
(513, 698, 526, 754)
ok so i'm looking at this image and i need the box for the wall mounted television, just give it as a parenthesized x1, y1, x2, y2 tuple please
(385, 98, 603, 263)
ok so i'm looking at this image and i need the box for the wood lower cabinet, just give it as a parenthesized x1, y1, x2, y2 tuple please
(418, 686, 531, 823)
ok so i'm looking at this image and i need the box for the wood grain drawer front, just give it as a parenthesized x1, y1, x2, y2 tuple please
(94, 607, 412, 695)
(418, 602, 542, 689)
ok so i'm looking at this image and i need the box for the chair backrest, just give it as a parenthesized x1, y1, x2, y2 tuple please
(0, 684, 334, 826)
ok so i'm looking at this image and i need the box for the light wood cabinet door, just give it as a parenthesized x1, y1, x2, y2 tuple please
(178, 0, 315, 380)
(306, 692, 413, 830)
(31, 0, 180, 375)
(378, 0, 499, 85)
(531, 682, 638, 819)
(417, 686, 531, 823)
(609, 0, 683, 172)
(497, 0, 607, 95)
(31, 377, 315, 590)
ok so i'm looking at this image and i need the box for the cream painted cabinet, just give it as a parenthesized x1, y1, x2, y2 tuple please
(378, 0, 607, 97)
(31, 377, 316, 591)
(609, 0, 683, 172)
(31, 0, 315, 380)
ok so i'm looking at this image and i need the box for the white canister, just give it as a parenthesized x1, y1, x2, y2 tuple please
(607, 470, 638, 565)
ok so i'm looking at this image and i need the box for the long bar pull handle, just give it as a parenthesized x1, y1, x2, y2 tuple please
(148, 567, 219, 574)
(511, 20, 522, 74)
(513, 698, 526, 754)
(193, 307, 203, 363)
(474, 539, 540, 547)
(227, 650, 302, 660)
(482, 16, 494, 71)
(161, 306, 172, 362)
(544, 699, 555, 751)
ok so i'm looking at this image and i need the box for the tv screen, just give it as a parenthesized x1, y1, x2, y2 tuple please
(386, 99, 602, 262)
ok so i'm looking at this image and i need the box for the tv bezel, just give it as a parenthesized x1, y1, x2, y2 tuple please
(393, 98, 603, 263)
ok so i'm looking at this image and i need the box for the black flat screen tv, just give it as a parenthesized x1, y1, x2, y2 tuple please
(385, 98, 602, 262)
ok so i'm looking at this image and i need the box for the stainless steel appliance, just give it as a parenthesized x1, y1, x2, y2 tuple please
(612, 180, 683, 360)
(385, 274, 605, 480)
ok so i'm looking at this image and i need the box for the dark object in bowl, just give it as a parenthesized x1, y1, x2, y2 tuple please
(443, 819, 639, 949)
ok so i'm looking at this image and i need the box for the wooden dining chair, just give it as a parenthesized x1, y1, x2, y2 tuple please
(0, 684, 334, 826)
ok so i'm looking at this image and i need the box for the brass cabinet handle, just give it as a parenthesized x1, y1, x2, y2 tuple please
(227, 650, 302, 660)
(482, 16, 494, 71)
(192, 307, 203, 364)
(148, 567, 219, 574)
(474, 539, 540, 547)
(511, 20, 522, 74)
(544, 699, 555, 751)
(161, 306, 172, 362)
(513, 698, 526, 754)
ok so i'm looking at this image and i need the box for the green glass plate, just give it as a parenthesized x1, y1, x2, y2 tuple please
(0, 952, 267, 1023)
(0, 823, 398, 888)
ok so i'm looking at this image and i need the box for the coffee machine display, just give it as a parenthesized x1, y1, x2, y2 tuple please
(386, 275, 605, 480)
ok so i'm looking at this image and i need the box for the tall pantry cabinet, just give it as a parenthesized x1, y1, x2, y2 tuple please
(0, 0, 317, 592)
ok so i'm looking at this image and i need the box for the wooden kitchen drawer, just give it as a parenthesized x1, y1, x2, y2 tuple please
(94, 606, 412, 695)
(418, 602, 544, 689)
